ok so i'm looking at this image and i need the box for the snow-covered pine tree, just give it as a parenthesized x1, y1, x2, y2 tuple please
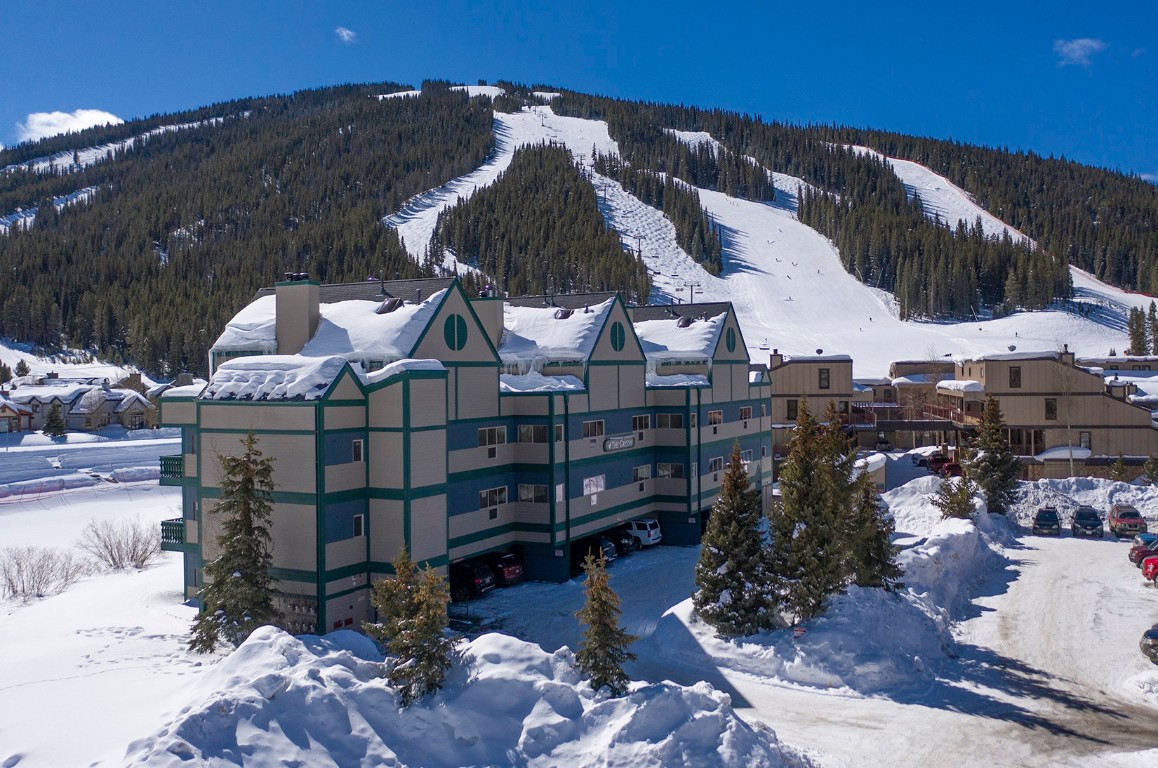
(693, 441, 775, 637)
(934, 475, 977, 520)
(0, 360, 11, 384)
(365, 547, 456, 706)
(768, 400, 850, 624)
(190, 432, 281, 653)
(13, 359, 29, 377)
(847, 472, 903, 590)
(42, 403, 66, 437)
(966, 395, 1020, 515)
(575, 553, 637, 696)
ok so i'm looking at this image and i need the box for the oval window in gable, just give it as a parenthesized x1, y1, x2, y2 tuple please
(443, 313, 468, 351)
(610, 321, 626, 352)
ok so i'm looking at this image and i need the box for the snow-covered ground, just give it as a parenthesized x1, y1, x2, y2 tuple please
(381, 105, 1141, 376)
(0, 339, 156, 386)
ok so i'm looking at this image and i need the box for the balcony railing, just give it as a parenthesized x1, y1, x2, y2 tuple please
(160, 518, 186, 551)
(922, 403, 972, 423)
(159, 454, 184, 485)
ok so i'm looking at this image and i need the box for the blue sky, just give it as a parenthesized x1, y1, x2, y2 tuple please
(2, 1, 1155, 178)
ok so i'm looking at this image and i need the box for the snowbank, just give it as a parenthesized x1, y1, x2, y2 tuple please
(126, 628, 809, 768)
(1014, 476, 1158, 527)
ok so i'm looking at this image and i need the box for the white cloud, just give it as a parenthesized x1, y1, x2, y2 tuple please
(1053, 38, 1107, 67)
(335, 26, 356, 44)
(16, 109, 123, 142)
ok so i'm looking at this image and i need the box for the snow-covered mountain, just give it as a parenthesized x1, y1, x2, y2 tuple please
(383, 102, 1137, 377)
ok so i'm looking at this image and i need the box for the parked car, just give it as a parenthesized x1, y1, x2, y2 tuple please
(1128, 538, 1158, 566)
(1141, 555, 1158, 585)
(1031, 507, 1061, 536)
(1109, 503, 1148, 538)
(1133, 532, 1158, 548)
(940, 462, 963, 478)
(1141, 624, 1158, 665)
(572, 535, 617, 567)
(623, 518, 663, 547)
(449, 558, 496, 602)
(610, 527, 641, 556)
(479, 551, 524, 587)
(914, 451, 946, 467)
(1070, 506, 1104, 538)
(926, 454, 952, 474)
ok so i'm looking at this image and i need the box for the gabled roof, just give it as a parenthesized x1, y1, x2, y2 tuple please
(629, 301, 732, 323)
(634, 311, 726, 363)
(499, 297, 615, 363)
(504, 292, 618, 310)
(202, 355, 349, 401)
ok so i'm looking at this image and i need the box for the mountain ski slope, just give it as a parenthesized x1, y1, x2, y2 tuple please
(383, 104, 1137, 376)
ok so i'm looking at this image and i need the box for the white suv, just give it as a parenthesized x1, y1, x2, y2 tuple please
(625, 518, 662, 547)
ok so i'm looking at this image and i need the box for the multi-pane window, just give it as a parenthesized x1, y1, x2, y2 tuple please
(1009, 366, 1022, 388)
(819, 368, 831, 390)
(478, 426, 507, 446)
(708, 457, 724, 474)
(479, 486, 508, 509)
(1044, 398, 1058, 421)
(739, 406, 752, 420)
(1080, 431, 1091, 449)
(632, 414, 651, 431)
(518, 484, 548, 503)
(741, 449, 753, 463)
(583, 475, 606, 495)
(786, 399, 799, 421)
(582, 420, 604, 438)
(518, 424, 548, 443)
(656, 413, 685, 429)
(351, 439, 364, 463)
(657, 463, 685, 479)
(708, 410, 723, 425)
(632, 465, 651, 482)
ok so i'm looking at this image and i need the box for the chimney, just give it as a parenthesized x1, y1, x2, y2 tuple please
(1060, 343, 1075, 368)
(769, 349, 784, 370)
(276, 273, 320, 355)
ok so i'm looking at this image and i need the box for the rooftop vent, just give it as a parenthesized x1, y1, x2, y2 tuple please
(676, 316, 693, 328)
(376, 298, 405, 314)
(283, 271, 310, 282)
(554, 308, 574, 320)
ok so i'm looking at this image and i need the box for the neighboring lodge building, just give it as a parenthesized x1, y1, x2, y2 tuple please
(159, 276, 771, 633)
(159, 274, 1158, 634)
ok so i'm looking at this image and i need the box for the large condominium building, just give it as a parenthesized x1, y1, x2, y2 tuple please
(159, 276, 771, 634)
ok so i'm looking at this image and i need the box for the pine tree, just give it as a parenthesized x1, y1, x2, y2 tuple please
(693, 442, 775, 637)
(1111, 452, 1128, 482)
(0, 360, 11, 384)
(365, 547, 456, 706)
(575, 553, 637, 696)
(42, 403, 66, 437)
(847, 472, 903, 590)
(190, 432, 281, 653)
(1144, 455, 1158, 485)
(967, 395, 1021, 514)
(1149, 302, 1158, 355)
(768, 401, 850, 623)
(13, 359, 29, 377)
(1127, 307, 1148, 355)
(934, 476, 977, 520)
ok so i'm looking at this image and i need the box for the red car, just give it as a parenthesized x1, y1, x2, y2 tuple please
(1130, 538, 1158, 567)
(927, 454, 952, 474)
(940, 462, 963, 478)
(1142, 555, 1158, 585)
(1109, 503, 1148, 538)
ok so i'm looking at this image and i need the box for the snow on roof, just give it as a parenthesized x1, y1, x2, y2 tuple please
(646, 372, 710, 388)
(500, 372, 586, 393)
(212, 289, 448, 363)
(114, 390, 153, 412)
(8, 382, 95, 404)
(0, 394, 32, 414)
(634, 313, 725, 363)
(749, 369, 765, 384)
(499, 298, 614, 363)
(202, 355, 348, 401)
(364, 358, 446, 385)
(854, 376, 891, 387)
(963, 350, 1060, 363)
(937, 379, 984, 393)
(162, 384, 207, 398)
(855, 453, 888, 476)
(780, 354, 853, 363)
(1037, 446, 1093, 460)
(892, 373, 945, 387)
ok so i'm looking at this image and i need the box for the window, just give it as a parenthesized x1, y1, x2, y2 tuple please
(708, 457, 724, 474)
(656, 413, 684, 429)
(518, 424, 548, 443)
(518, 484, 548, 503)
(657, 462, 685, 479)
(708, 410, 723, 425)
(479, 486, 507, 509)
(760, 404, 767, 417)
(786, 399, 798, 421)
(556, 483, 565, 502)
(351, 439, 364, 463)
(739, 406, 752, 421)
(632, 414, 651, 431)
(633, 465, 651, 482)
(478, 426, 507, 447)
(690, 413, 697, 427)
(352, 513, 365, 538)
(819, 368, 831, 390)
(555, 424, 565, 443)
(1079, 431, 1091, 450)
(1044, 398, 1058, 421)
(583, 475, 606, 495)
(582, 420, 604, 438)
(1009, 366, 1022, 388)
(741, 449, 753, 463)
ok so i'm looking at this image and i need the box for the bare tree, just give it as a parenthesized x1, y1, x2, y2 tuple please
(77, 518, 162, 570)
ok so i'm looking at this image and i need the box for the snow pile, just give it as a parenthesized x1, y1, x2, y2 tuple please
(635, 313, 726, 363)
(1013, 476, 1158, 527)
(0, 471, 101, 499)
(937, 379, 983, 392)
(646, 372, 710, 388)
(500, 371, 586, 392)
(126, 628, 808, 768)
(202, 355, 348, 401)
(364, 358, 446, 385)
(110, 466, 161, 483)
(500, 298, 615, 363)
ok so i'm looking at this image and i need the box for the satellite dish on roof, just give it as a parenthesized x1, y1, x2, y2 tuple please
(1008, 345, 1016, 352)
(815, 348, 823, 355)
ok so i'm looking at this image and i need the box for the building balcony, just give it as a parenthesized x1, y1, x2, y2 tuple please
(921, 403, 978, 425)
(160, 518, 186, 551)
(159, 454, 185, 485)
